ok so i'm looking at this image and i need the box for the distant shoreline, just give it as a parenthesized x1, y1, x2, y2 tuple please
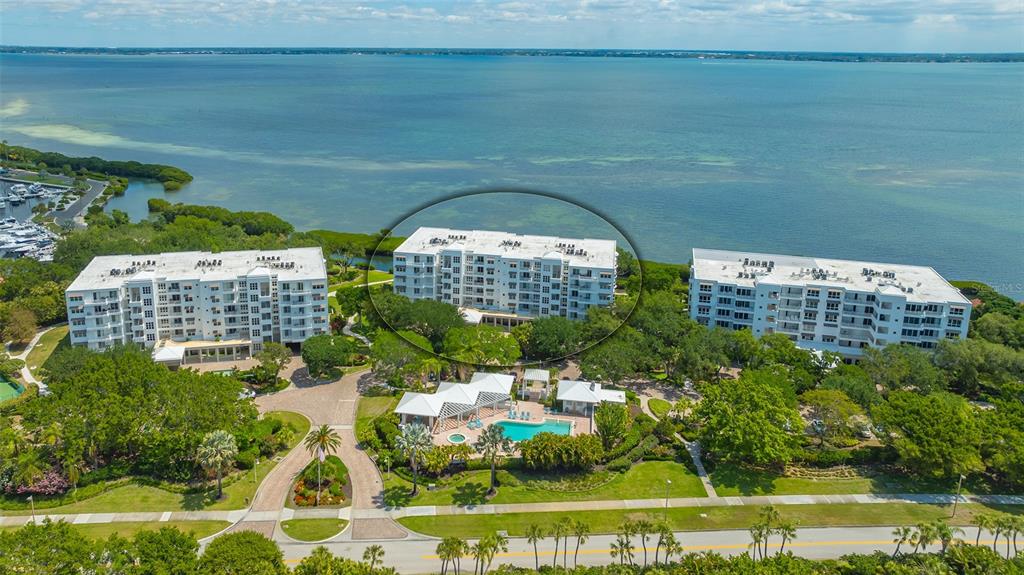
(2, 46, 1023, 63)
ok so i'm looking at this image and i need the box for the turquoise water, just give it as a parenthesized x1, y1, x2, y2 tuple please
(497, 418, 572, 441)
(1, 54, 1021, 297)
(448, 433, 466, 444)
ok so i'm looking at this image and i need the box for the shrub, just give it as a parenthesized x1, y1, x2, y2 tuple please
(519, 433, 604, 471)
(235, 448, 258, 470)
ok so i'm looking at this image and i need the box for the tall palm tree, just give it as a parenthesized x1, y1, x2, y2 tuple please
(473, 424, 512, 497)
(395, 423, 433, 496)
(654, 523, 673, 565)
(572, 519, 590, 567)
(611, 534, 634, 566)
(196, 430, 238, 500)
(991, 515, 1005, 554)
(911, 522, 937, 554)
(483, 532, 508, 575)
(973, 514, 994, 546)
(303, 425, 342, 506)
(635, 519, 653, 567)
(62, 451, 84, 497)
(470, 539, 488, 575)
(556, 517, 574, 568)
(551, 519, 568, 567)
(892, 526, 912, 557)
(1011, 516, 1023, 556)
(996, 515, 1015, 558)
(758, 505, 781, 558)
(439, 536, 469, 575)
(525, 524, 545, 570)
(665, 536, 684, 565)
(932, 520, 964, 555)
(777, 520, 798, 554)
(749, 523, 768, 560)
(437, 538, 454, 575)
(363, 544, 384, 572)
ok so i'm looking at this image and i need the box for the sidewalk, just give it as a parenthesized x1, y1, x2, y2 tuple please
(6, 492, 1020, 529)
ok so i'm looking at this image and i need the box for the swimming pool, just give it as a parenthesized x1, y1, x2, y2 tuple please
(448, 433, 467, 444)
(496, 419, 572, 442)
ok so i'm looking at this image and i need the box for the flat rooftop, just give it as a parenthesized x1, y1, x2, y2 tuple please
(692, 248, 969, 304)
(395, 227, 617, 269)
(68, 247, 327, 291)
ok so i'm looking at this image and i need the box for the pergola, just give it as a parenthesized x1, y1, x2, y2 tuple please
(395, 372, 514, 432)
(520, 368, 551, 400)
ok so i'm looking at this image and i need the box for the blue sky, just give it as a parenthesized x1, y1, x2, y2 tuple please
(2, 1, 1021, 52)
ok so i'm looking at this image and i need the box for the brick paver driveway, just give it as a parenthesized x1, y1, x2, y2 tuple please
(240, 361, 405, 540)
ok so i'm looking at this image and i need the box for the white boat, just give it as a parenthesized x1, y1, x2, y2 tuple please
(0, 200, 6, 208)
(9, 184, 27, 194)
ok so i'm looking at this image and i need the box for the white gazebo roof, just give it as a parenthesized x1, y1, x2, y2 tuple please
(152, 345, 186, 363)
(395, 372, 514, 420)
(556, 379, 626, 405)
(524, 368, 549, 383)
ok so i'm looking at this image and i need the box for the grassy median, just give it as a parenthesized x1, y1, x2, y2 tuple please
(399, 503, 1024, 539)
(280, 518, 348, 542)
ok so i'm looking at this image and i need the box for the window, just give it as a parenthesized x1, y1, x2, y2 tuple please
(142, 286, 152, 295)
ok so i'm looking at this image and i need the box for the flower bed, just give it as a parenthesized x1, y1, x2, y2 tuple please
(292, 455, 352, 507)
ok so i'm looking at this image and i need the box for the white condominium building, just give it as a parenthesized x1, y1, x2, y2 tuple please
(393, 227, 617, 323)
(65, 248, 329, 362)
(690, 248, 971, 357)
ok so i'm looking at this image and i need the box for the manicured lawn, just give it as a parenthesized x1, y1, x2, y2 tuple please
(382, 461, 706, 507)
(25, 325, 69, 377)
(1, 520, 229, 540)
(3, 411, 310, 516)
(330, 270, 393, 291)
(399, 503, 1024, 539)
(280, 518, 348, 542)
(709, 463, 996, 497)
(356, 395, 399, 436)
(648, 398, 672, 419)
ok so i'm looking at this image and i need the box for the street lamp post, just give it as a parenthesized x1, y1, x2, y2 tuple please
(664, 479, 672, 520)
(951, 474, 966, 518)
(27, 495, 35, 523)
(253, 458, 259, 486)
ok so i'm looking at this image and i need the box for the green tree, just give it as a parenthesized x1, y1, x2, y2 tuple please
(293, 546, 365, 575)
(593, 402, 631, 450)
(571, 520, 590, 567)
(892, 526, 913, 557)
(363, 544, 385, 572)
(820, 365, 881, 409)
(473, 424, 513, 496)
(303, 425, 343, 506)
(196, 430, 238, 500)
(579, 330, 646, 383)
(872, 391, 984, 478)
(800, 389, 864, 445)
(442, 325, 521, 377)
(132, 526, 200, 575)
(200, 531, 287, 575)
(525, 316, 580, 360)
(301, 334, 357, 378)
(395, 422, 433, 496)
(405, 299, 465, 345)
(3, 305, 37, 343)
(254, 341, 292, 385)
(695, 371, 802, 467)
(525, 524, 545, 571)
(972, 312, 1024, 349)
(861, 344, 947, 394)
(370, 330, 433, 382)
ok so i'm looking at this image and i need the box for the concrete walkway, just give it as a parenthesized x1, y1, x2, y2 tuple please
(6, 323, 64, 394)
(6, 492, 1022, 529)
(637, 389, 717, 498)
(342, 314, 371, 347)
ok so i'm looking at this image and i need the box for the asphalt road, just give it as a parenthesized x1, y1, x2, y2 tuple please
(277, 525, 990, 573)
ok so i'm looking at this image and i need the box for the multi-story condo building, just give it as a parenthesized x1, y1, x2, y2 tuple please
(393, 227, 617, 326)
(690, 248, 971, 358)
(65, 248, 329, 365)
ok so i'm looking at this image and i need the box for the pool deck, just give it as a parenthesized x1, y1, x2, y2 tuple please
(433, 400, 592, 446)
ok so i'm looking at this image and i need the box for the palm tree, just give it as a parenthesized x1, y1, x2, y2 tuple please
(363, 544, 384, 572)
(551, 518, 569, 567)
(654, 523, 673, 565)
(932, 520, 964, 555)
(758, 505, 781, 558)
(419, 356, 447, 385)
(473, 424, 512, 497)
(748, 523, 768, 560)
(470, 539, 488, 575)
(395, 423, 433, 496)
(996, 515, 1015, 558)
(611, 534, 634, 566)
(572, 519, 590, 567)
(777, 520, 797, 555)
(483, 532, 508, 575)
(62, 451, 84, 497)
(991, 515, 1005, 554)
(973, 514, 994, 546)
(892, 526, 912, 557)
(303, 425, 342, 506)
(13, 448, 46, 487)
(635, 519, 653, 567)
(525, 524, 545, 570)
(437, 537, 457, 575)
(665, 536, 684, 565)
(1011, 516, 1024, 557)
(556, 517, 574, 568)
(911, 522, 936, 554)
(195, 430, 238, 500)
